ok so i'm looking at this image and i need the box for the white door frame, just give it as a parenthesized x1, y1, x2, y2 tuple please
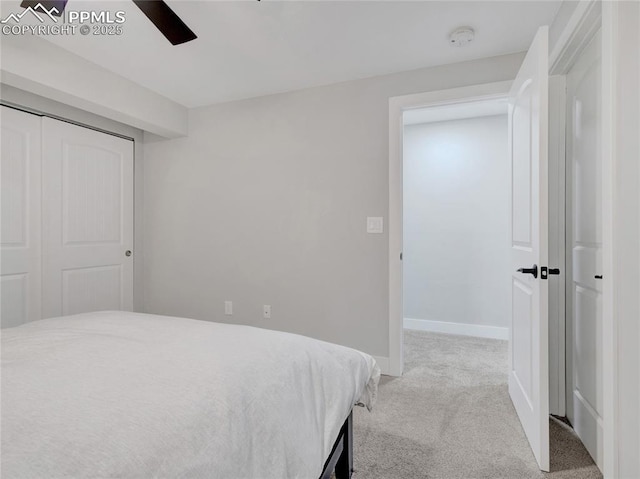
(547, 0, 602, 423)
(388, 80, 512, 377)
(548, 2, 623, 477)
(600, 2, 640, 478)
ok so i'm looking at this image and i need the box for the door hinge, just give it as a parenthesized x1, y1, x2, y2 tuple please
(540, 267, 560, 280)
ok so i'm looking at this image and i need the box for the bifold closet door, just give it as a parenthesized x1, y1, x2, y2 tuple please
(42, 118, 134, 318)
(1, 107, 42, 328)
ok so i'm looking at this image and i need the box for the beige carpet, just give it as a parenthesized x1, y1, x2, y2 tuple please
(351, 330, 602, 479)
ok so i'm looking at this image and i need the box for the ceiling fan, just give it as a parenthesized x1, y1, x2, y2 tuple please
(19, 0, 197, 45)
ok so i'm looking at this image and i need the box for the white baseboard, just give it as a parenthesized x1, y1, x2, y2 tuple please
(372, 355, 391, 376)
(404, 318, 508, 340)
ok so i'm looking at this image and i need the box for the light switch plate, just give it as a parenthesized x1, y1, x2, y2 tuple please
(367, 216, 384, 234)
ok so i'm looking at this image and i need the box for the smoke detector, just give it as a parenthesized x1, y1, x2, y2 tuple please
(449, 27, 475, 47)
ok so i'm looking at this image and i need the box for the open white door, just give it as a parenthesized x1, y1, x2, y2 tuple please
(508, 26, 549, 472)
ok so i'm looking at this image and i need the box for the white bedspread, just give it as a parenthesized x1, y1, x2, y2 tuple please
(1, 311, 380, 479)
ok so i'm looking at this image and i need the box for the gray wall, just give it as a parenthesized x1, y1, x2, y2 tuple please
(142, 52, 525, 360)
(403, 115, 510, 328)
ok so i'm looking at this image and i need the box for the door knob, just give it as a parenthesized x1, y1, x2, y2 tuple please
(125, 250, 132, 257)
(517, 264, 538, 278)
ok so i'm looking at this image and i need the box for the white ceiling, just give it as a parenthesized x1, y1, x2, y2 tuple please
(403, 98, 508, 125)
(5, 1, 561, 108)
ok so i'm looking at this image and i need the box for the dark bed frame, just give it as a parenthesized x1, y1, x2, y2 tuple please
(319, 411, 353, 479)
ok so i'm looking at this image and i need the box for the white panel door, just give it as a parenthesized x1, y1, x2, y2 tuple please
(42, 118, 133, 318)
(508, 26, 549, 472)
(565, 29, 603, 470)
(0, 107, 42, 328)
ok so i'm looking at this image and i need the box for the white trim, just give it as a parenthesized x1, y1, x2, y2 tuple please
(550, 1, 616, 471)
(404, 318, 508, 341)
(600, 5, 616, 475)
(388, 80, 513, 378)
(550, 0, 601, 75)
(600, 2, 639, 477)
(388, 97, 403, 378)
(551, 1, 620, 475)
(372, 356, 390, 376)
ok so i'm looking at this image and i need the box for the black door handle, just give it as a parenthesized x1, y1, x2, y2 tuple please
(595, 275, 603, 279)
(517, 264, 538, 279)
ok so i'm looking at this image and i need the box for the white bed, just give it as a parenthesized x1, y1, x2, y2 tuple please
(1, 311, 380, 479)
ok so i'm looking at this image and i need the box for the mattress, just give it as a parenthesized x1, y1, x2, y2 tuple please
(1, 311, 380, 478)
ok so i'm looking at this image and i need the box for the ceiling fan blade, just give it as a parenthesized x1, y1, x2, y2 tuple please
(20, 0, 68, 16)
(132, 0, 197, 46)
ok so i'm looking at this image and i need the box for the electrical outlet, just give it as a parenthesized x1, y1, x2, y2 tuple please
(224, 301, 233, 315)
(263, 305, 271, 319)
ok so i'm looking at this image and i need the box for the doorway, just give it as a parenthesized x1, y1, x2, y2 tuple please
(387, 80, 513, 377)
(402, 105, 510, 342)
(390, 82, 602, 476)
(387, 63, 605, 473)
